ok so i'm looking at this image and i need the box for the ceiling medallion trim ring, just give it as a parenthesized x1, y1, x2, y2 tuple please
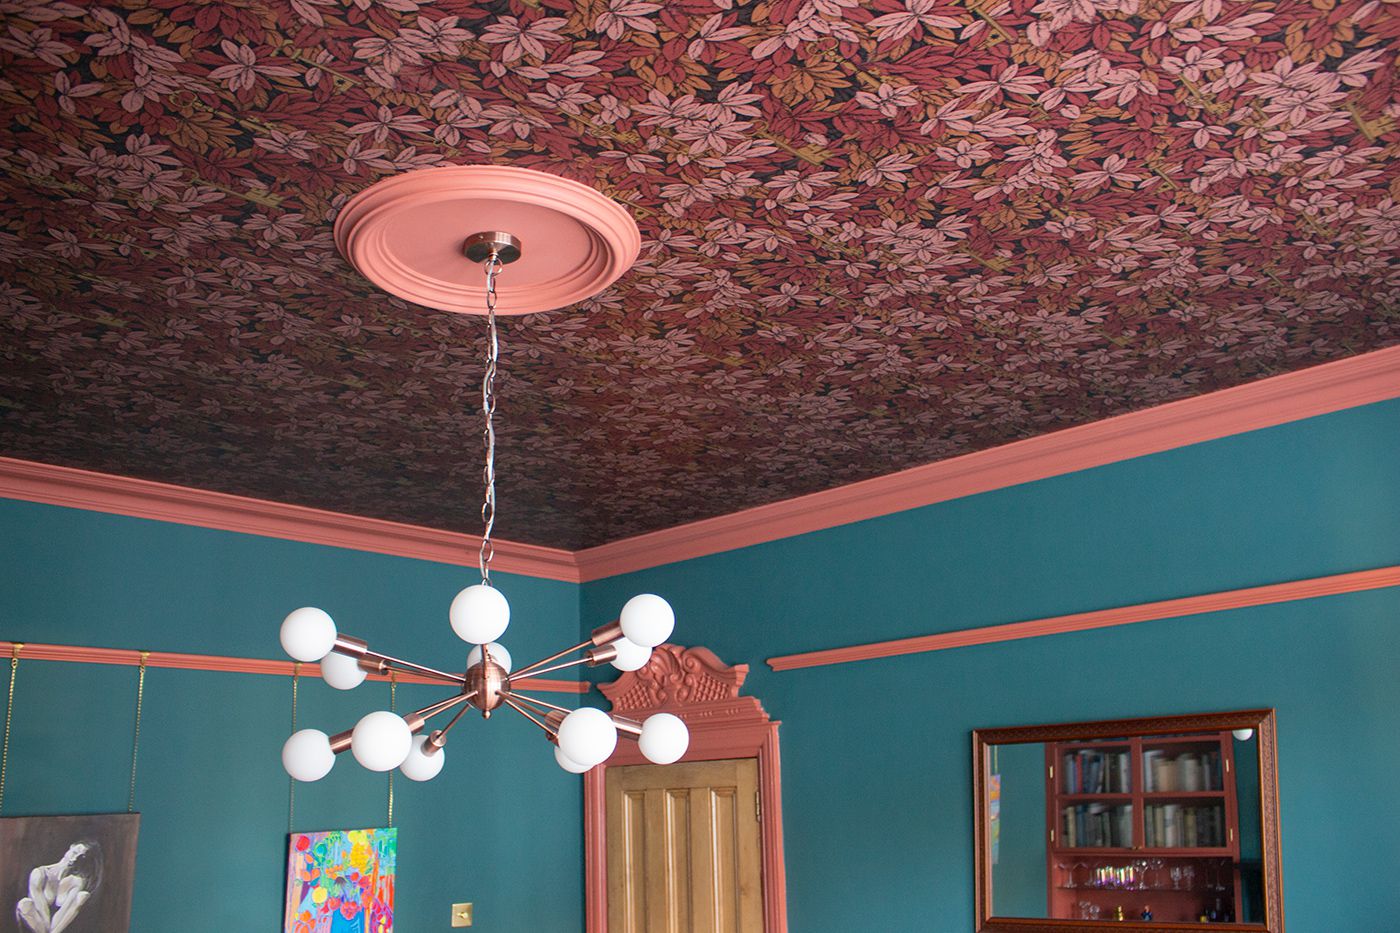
(333, 165, 641, 316)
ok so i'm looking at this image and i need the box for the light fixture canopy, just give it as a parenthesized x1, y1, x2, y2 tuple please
(280, 167, 685, 783)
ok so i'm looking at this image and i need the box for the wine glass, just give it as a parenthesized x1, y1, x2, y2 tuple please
(1170, 866, 1183, 890)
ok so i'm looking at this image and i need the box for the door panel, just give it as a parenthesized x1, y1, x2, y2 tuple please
(606, 758, 764, 933)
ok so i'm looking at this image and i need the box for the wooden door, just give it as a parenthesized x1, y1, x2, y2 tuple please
(606, 758, 765, 933)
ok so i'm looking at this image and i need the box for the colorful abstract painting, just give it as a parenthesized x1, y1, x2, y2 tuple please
(283, 828, 395, 933)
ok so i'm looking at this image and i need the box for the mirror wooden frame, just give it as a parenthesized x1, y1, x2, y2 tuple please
(972, 709, 1283, 933)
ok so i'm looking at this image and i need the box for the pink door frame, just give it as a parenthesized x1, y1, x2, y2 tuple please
(584, 644, 788, 932)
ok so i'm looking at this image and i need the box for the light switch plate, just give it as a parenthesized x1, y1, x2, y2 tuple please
(451, 902, 473, 927)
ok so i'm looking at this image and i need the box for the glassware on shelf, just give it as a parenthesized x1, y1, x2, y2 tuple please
(1170, 866, 1184, 890)
(1182, 865, 1196, 890)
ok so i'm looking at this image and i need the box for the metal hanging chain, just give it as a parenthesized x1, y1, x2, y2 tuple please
(387, 671, 397, 828)
(478, 252, 503, 586)
(0, 643, 21, 815)
(127, 651, 149, 813)
(288, 661, 300, 833)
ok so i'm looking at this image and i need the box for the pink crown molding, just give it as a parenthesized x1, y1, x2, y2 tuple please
(0, 457, 581, 583)
(3, 346, 1397, 583)
(573, 344, 1400, 580)
(766, 563, 1400, 672)
(0, 640, 586, 693)
(586, 644, 787, 933)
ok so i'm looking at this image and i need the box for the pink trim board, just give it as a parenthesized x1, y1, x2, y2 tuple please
(0, 641, 587, 692)
(2, 346, 1397, 583)
(766, 564, 1400, 672)
(0, 457, 581, 583)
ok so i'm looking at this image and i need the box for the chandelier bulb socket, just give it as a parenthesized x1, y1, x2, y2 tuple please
(329, 729, 354, 755)
(333, 635, 369, 658)
(589, 620, 624, 647)
(425, 731, 446, 755)
(464, 231, 522, 265)
(612, 716, 643, 738)
(358, 655, 390, 675)
(585, 644, 619, 667)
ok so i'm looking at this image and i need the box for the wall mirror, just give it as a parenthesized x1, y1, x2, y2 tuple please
(973, 709, 1283, 932)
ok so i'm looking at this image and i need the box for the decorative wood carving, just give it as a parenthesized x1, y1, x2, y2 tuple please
(586, 644, 787, 932)
(600, 644, 767, 726)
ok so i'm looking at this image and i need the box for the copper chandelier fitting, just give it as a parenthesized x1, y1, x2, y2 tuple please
(278, 224, 689, 783)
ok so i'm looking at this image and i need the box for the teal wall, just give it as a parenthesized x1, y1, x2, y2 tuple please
(0, 501, 585, 931)
(582, 398, 1400, 932)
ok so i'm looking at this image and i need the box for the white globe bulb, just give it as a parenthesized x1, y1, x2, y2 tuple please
(282, 729, 335, 782)
(399, 735, 446, 782)
(610, 637, 652, 672)
(619, 594, 674, 648)
(450, 584, 510, 644)
(320, 651, 367, 690)
(554, 745, 591, 774)
(1233, 728, 1255, 742)
(556, 707, 618, 768)
(280, 607, 337, 662)
(466, 642, 513, 674)
(350, 710, 413, 772)
(639, 713, 689, 765)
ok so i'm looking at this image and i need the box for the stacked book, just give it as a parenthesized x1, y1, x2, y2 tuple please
(1143, 803, 1227, 848)
(1141, 749, 1222, 792)
(1061, 748, 1132, 794)
(1060, 804, 1134, 848)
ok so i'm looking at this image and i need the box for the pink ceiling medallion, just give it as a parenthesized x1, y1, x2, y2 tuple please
(334, 165, 641, 316)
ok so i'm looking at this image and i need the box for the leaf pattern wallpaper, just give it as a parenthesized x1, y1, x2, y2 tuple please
(0, 0, 1396, 548)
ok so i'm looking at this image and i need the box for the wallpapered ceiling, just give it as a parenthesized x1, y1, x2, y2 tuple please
(0, 0, 1397, 549)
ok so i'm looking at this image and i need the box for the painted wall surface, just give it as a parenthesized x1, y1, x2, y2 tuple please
(0, 500, 585, 932)
(583, 398, 1400, 932)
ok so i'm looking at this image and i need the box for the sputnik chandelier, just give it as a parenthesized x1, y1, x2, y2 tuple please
(278, 166, 689, 783)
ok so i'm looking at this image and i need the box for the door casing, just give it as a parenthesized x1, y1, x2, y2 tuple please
(584, 644, 787, 933)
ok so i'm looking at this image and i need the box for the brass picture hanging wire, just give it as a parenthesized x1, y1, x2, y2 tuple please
(289, 661, 301, 832)
(0, 643, 20, 815)
(387, 671, 396, 828)
(127, 651, 149, 813)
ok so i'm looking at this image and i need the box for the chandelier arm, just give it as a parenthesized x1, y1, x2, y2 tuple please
(507, 655, 601, 681)
(501, 696, 556, 737)
(361, 652, 466, 686)
(405, 690, 478, 730)
(427, 700, 476, 751)
(502, 691, 574, 717)
(509, 639, 594, 680)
